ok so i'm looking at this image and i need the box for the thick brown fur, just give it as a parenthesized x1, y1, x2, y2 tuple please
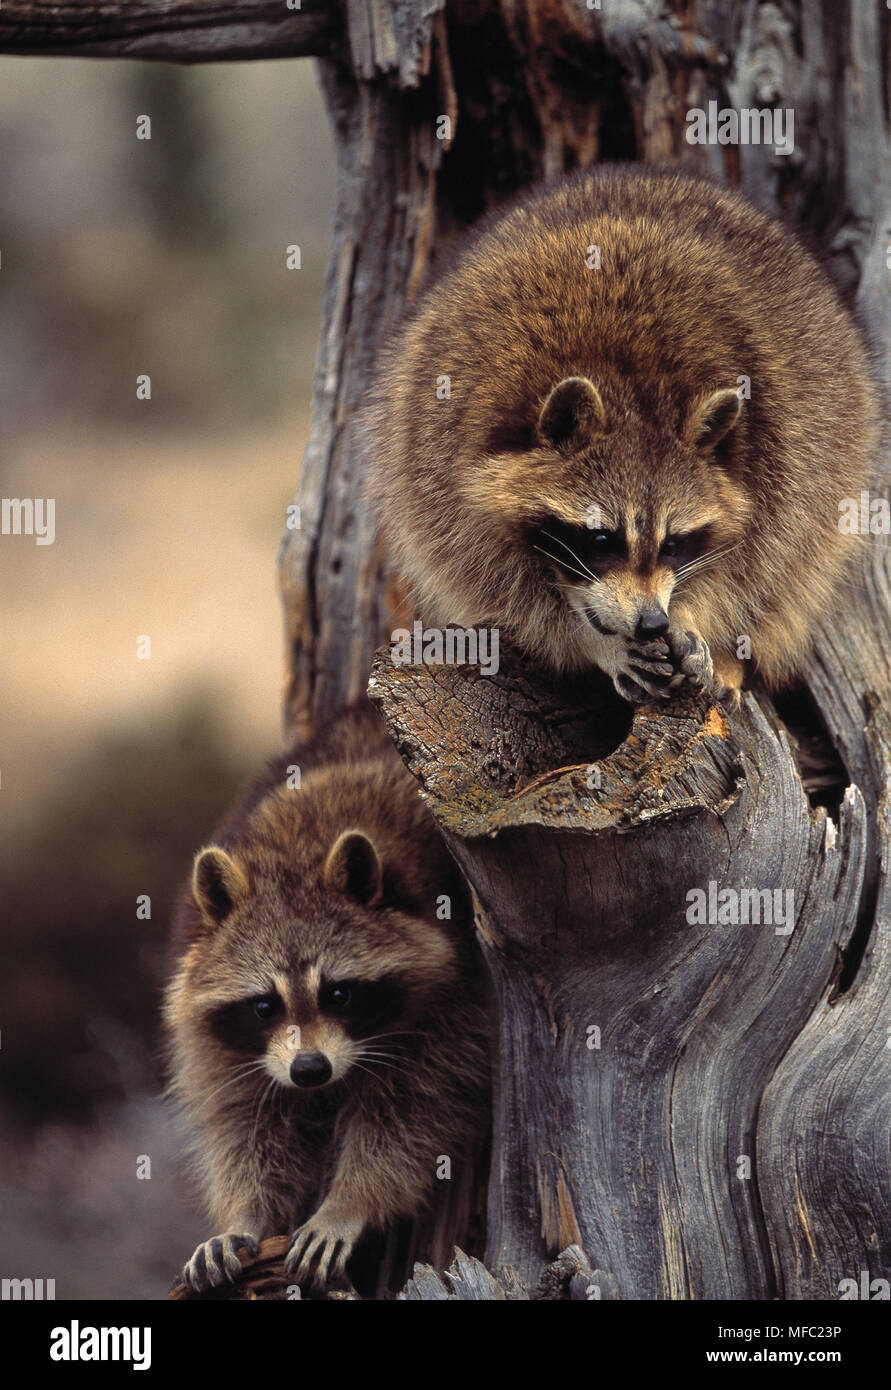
(365, 165, 881, 700)
(164, 701, 490, 1294)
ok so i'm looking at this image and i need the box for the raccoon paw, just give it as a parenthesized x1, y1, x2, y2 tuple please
(667, 628, 723, 699)
(182, 1232, 259, 1293)
(284, 1207, 364, 1292)
(613, 638, 677, 704)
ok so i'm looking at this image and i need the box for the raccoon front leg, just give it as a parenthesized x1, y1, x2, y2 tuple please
(183, 1127, 317, 1293)
(284, 1116, 433, 1291)
(182, 1177, 266, 1292)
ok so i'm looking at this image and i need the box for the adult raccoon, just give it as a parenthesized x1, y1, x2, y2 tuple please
(365, 166, 880, 702)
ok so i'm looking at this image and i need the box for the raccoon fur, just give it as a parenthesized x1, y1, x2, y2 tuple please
(365, 165, 881, 704)
(164, 701, 490, 1294)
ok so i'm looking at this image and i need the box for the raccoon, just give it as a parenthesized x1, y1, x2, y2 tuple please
(365, 165, 881, 703)
(164, 702, 490, 1294)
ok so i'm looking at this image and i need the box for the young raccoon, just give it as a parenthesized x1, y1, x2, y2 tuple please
(164, 701, 489, 1294)
(365, 165, 881, 704)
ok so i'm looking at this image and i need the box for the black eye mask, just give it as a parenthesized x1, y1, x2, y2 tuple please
(531, 518, 714, 579)
(209, 992, 283, 1053)
(319, 977, 406, 1039)
(657, 526, 712, 567)
(529, 519, 625, 581)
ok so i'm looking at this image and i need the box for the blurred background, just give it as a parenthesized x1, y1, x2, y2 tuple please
(0, 57, 334, 1297)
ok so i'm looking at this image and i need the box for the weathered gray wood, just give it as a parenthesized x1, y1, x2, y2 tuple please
(398, 1243, 597, 1300)
(400, 1248, 512, 1301)
(0, 0, 334, 61)
(729, 0, 891, 1304)
(369, 646, 876, 1297)
(757, 804, 891, 1299)
(277, 5, 449, 736)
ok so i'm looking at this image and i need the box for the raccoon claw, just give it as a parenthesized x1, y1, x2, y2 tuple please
(616, 674, 655, 703)
(284, 1209, 363, 1292)
(614, 640, 675, 702)
(183, 1232, 259, 1293)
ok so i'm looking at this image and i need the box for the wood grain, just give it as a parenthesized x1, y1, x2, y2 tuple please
(0, 0, 334, 62)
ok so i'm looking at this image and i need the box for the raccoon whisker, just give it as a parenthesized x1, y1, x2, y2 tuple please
(673, 549, 720, 580)
(678, 541, 736, 569)
(537, 530, 600, 583)
(250, 1077, 279, 1155)
(559, 600, 603, 636)
(673, 543, 741, 582)
(674, 555, 723, 581)
(555, 581, 593, 600)
(350, 1058, 411, 1083)
(673, 569, 720, 591)
(569, 605, 614, 638)
(347, 1060, 398, 1086)
(672, 556, 735, 590)
(193, 1060, 270, 1109)
(353, 1054, 408, 1069)
(352, 1049, 410, 1069)
(530, 544, 594, 583)
(353, 1030, 423, 1045)
(539, 528, 600, 582)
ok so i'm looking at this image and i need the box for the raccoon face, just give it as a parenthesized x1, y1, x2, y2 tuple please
(528, 514, 717, 640)
(207, 972, 409, 1090)
(188, 829, 453, 1092)
(527, 376, 751, 643)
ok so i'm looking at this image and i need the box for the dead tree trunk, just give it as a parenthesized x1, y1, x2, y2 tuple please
(5, 0, 890, 1299)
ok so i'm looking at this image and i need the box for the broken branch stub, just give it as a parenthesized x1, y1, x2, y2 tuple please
(368, 641, 745, 961)
(368, 644, 867, 1298)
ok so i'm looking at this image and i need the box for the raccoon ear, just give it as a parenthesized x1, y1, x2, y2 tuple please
(687, 388, 742, 452)
(537, 376, 606, 450)
(192, 847, 249, 926)
(324, 830, 383, 906)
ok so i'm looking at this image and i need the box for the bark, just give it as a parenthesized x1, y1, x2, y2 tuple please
(0, 1, 334, 61)
(368, 641, 885, 1298)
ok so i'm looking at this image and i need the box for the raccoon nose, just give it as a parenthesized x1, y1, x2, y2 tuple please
(635, 605, 669, 639)
(290, 1051, 333, 1088)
